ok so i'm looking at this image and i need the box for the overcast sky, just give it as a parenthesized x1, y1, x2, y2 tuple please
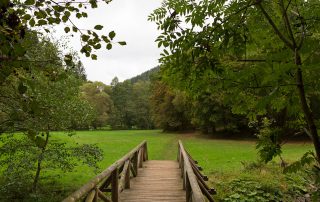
(56, 0, 162, 85)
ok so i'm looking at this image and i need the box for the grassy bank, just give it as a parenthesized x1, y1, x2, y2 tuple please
(51, 130, 313, 198)
(1, 130, 314, 201)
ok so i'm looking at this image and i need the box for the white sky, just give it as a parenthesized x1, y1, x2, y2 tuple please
(55, 0, 162, 85)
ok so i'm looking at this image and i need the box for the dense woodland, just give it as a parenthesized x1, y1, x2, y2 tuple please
(0, 0, 320, 201)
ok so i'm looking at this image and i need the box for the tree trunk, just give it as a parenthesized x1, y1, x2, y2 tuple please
(32, 131, 49, 193)
(295, 52, 320, 162)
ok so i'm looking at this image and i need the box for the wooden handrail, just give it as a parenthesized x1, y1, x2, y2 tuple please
(178, 140, 215, 202)
(63, 140, 148, 202)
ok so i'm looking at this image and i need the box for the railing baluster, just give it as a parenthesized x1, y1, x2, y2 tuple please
(144, 143, 148, 161)
(85, 189, 96, 202)
(63, 140, 148, 202)
(125, 161, 131, 189)
(118, 160, 130, 193)
(111, 167, 119, 202)
(138, 148, 143, 168)
(133, 151, 138, 175)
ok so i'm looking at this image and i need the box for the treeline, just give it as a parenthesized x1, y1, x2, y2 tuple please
(82, 65, 249, 134)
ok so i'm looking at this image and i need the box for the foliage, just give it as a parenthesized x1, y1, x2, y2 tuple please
(149, 0, 320, 161)
(222, 178, 283, 202)
(0, 0, 127, 87)
(0, 134, 103, 201)
(81, 81, 113, 129)
(109, 77, 155, 129)
(0, 31, 101, 197)
(150, 80, 192, 131)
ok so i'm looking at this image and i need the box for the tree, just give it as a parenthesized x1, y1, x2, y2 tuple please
(150, 0, 320, 162)
(81, 81, 113, 129)
(0, 31, 101, 198)
(131, 81, 154, 129)
(150, 80, 192, 131)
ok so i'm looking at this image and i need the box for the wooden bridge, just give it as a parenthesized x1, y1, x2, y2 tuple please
(63, 140, 215, 202)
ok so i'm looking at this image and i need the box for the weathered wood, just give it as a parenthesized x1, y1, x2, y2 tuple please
(119, 160, 130, 192)
(125, 160, 131, 189)
(133, 151, 138, 176)
(96, 188, 111, 202)
(198, 179, 215, 202)
(130, 161, 137, 177)
(120, 160, 185, 202)
(178, 141, 205, 202)
(111, 168, 119, 202)
(100, 176, 112, 192)
(85, 190, 96, 202)
(93, 188, 98, 202)
(63, 140, 147, 202)
(138, 148, 143, 168)
(144, 144, 148, 161)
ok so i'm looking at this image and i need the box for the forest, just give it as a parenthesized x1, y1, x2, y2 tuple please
(0, 0, 320, 201)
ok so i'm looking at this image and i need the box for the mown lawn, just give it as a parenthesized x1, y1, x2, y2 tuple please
(48, 130, 313, 200)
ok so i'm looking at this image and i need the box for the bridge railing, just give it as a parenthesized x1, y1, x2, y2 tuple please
(63, 140, 148, 202)
(178, 140, 216, 202)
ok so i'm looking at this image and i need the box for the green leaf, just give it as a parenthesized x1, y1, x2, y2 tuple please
(29, 18, 35, 27)
(25, 0, 35, 5)
(106, 43, 112, 50)
(102, 36, 110, 43)
(91, 54, 97, 60)
(94, 25, 103, 30)
(109, 31, 116, 40)
(81, 34, 90, 42)
(118, 41, 127, 46)
(23, 14, 32, 20)
(76, 13, 82, 19)
(64, 27, 70, 33)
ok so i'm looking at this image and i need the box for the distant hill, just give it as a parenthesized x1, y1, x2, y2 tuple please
(127, 66, 160, 83)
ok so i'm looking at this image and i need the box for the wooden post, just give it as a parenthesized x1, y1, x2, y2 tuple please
(118, 160, 130, 193)
(85, 190, 96, 202)
(125, 161, 131, 189)
(111, 168, 119, 202)
(93, 188, 98, 202)
(144, 143, 148, 161)
(133, 151, 138, 175)
(138, 148, 143, 168)
(186, 173, 191, 202)
(130, 161, 137, 177)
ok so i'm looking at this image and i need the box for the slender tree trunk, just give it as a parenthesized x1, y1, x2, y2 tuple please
(295, 53, 320, 162)
(256, 1, 320, 163)
(32, 131, 49, 193)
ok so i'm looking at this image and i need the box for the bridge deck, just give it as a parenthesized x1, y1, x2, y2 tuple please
(120, 160, 186, 202)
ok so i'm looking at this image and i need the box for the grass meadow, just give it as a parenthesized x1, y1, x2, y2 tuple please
(48, 130, 314, 200)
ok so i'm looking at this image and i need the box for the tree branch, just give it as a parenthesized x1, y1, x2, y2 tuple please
(255, 1, 295, 51)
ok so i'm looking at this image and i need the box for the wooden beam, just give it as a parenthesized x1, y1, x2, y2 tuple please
(178, 140, 205, 202)
(111, 168, 119, 202)
(130, 161, 137, 177)
(85, 190, 95, 202)
(96, 188, 111, 202)
(119, 160, 130, 193)
(63, 140, 147, 202)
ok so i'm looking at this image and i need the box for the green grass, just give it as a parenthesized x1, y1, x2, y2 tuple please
(49, 130, 313, 197)
(3, 130, 312, 200)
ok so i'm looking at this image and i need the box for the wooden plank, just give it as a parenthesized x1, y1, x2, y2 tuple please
(120, 160, 185, 202)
